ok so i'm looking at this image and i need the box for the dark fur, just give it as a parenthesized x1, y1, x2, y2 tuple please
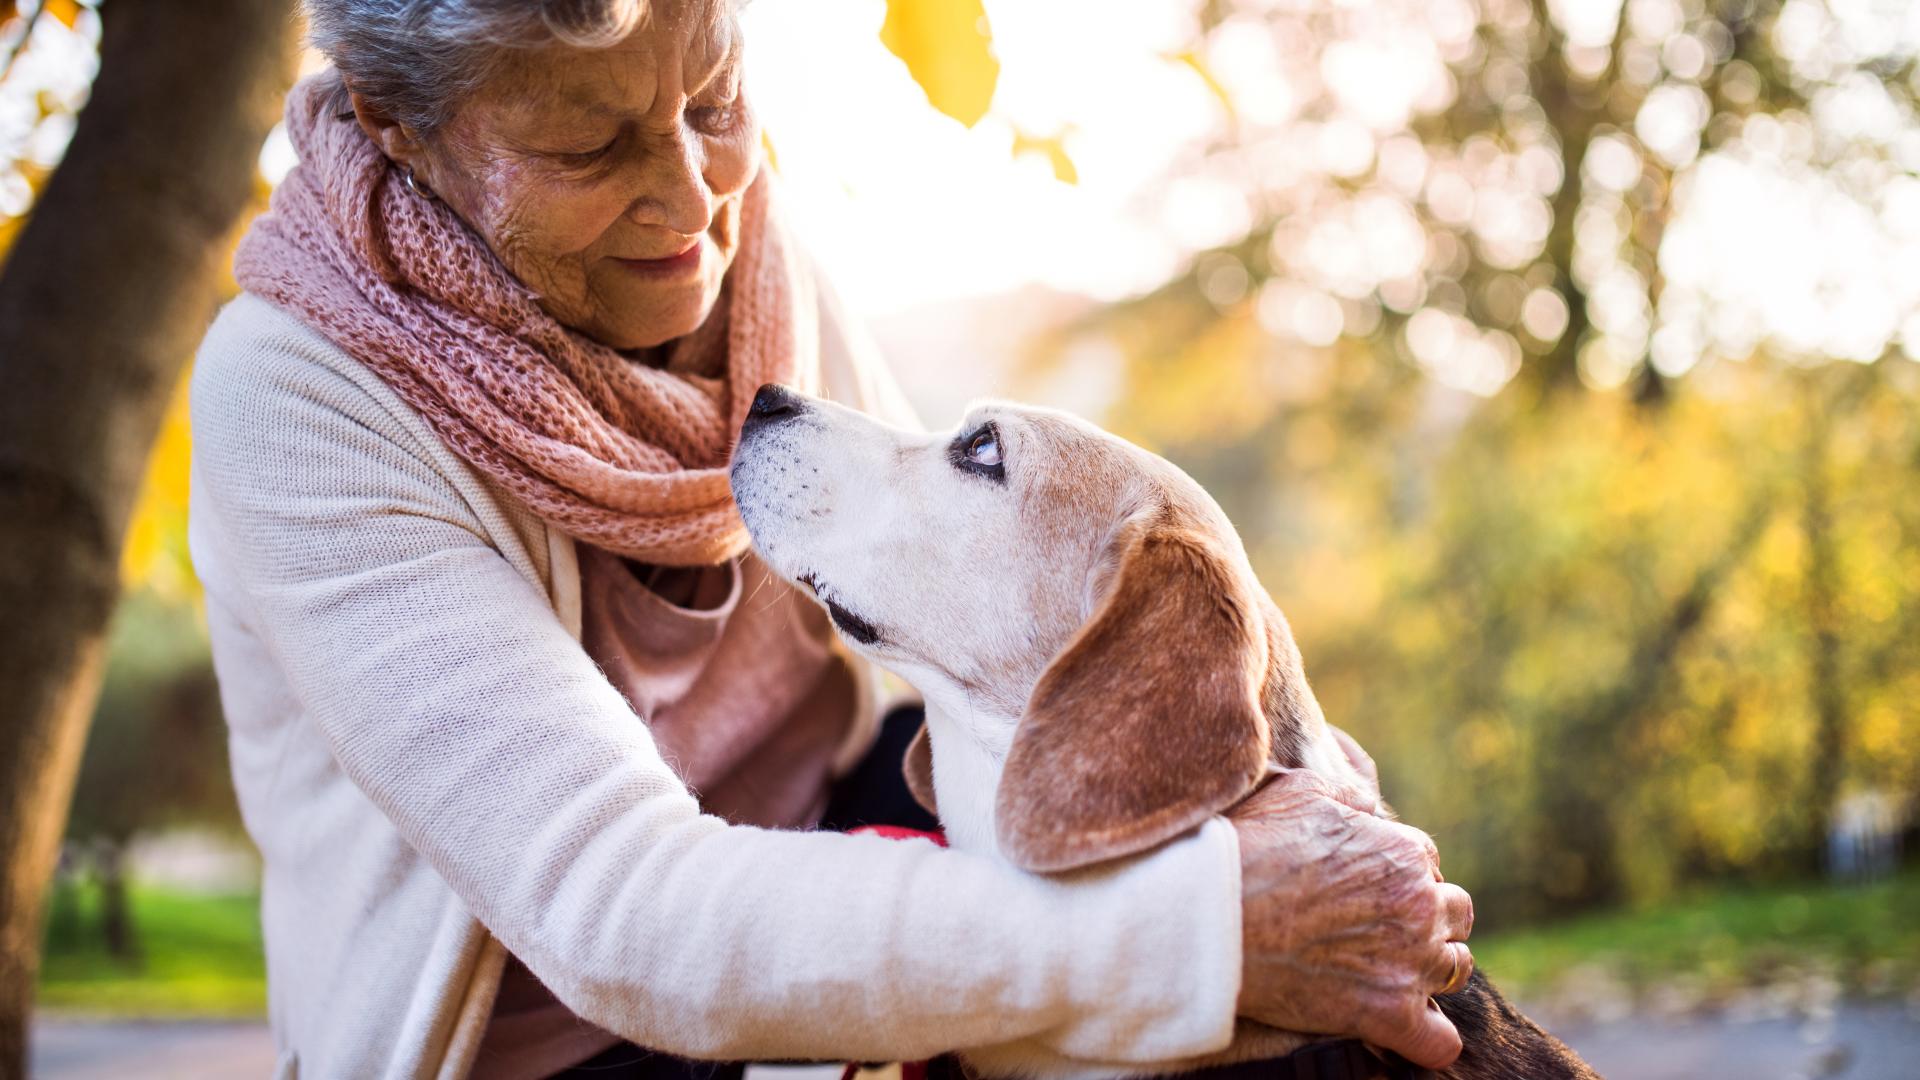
(1430, 972, 1601, 1080)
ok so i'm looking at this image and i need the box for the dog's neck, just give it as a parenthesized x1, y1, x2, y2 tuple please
(916, 679, 1020, 861)
(908, 670, 1360, 866)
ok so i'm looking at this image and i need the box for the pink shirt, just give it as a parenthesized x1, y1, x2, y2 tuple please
(470, 546, 860, 1079)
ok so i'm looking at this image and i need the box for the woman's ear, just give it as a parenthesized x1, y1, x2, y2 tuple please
(994, 509, 1272, 873)
(346, 89, 432, 184)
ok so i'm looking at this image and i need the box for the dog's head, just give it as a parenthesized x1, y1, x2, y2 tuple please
(731, 384, 1329, 872)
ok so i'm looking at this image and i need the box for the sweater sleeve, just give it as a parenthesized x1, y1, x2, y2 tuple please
(188, 302, 1243, 1066)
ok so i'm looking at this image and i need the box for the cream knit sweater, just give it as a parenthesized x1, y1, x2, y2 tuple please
(187, 291, 1243, 1080)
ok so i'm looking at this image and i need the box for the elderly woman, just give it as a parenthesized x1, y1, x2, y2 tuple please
(186, 1, 1474, 1078)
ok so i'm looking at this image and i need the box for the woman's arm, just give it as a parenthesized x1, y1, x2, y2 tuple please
(188, 318, 1242, 1065)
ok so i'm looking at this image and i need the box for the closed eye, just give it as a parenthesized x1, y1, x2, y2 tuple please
(550, 136, 619, 167)
(949, 423, 1007, 482)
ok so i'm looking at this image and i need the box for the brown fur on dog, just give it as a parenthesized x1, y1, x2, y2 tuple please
(1434, 972, 1601, 1080)
(995, 508, 1275, 872)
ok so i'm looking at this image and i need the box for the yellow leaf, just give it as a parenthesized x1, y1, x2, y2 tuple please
(760, 128, 780, 174)
(1011, 128, 1078, 184)
(121, 367, 198, 598)
(1167, 50, 1236, 123)
(879, 0, 999, 127)
(42, 0, 80, 28)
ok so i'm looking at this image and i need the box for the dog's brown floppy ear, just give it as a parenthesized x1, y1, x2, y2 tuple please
(902, 721, 939, 816)
(995, 510, 1272, 873)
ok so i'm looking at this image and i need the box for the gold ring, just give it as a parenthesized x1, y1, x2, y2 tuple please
(1440, 946, 1469, 995)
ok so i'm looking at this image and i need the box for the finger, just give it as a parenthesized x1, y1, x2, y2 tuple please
(1327, 724, 1381, 793)
(1257, 766, 1336, 799)
(1450, 943, 1475, 993)
(1242, 767, 1354, 811)
(1426, 940, 1473, 995)
(1438, 881, 1475, 941)
(1370, 998, 1463, 1071)
(1381, 820, 1443, 878)
(1285, 764, 1379, 814)
(1322, 776, 1381, 814)
(1235, 766, 1380, 819)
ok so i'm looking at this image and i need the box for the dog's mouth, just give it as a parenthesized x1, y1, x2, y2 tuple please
(798, 573, 883, 647)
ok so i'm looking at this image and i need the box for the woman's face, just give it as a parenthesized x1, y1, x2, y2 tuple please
(407, 4, 757, 351)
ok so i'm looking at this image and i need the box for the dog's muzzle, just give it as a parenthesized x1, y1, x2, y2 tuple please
(742, 383, 808, 434)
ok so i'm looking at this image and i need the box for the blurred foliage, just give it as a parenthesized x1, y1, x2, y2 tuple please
(40, 883, 265, 1017)
(1475, 866, 1920, 1015)
(67, 593, 236, 848)
(118, 372, 197, 598)
(60, 592, 236, 957)
(1036, 0, 1920, 920)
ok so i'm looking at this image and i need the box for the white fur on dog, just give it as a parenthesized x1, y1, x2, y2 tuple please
(734, 393, 1368, 1077)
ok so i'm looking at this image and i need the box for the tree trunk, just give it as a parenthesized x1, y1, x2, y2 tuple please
(0, 2, 296, 1073)
(1530, 497, 1775, 911)
(1799, 386, 1846, 873)
(1524, 0, 1597, 397)
(95, 841, 136, 962)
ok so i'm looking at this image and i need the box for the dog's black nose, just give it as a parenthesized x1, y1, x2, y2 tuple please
(744, 383, 806, 428)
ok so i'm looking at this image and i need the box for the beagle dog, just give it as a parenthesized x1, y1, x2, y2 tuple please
(730, 385, 1598, 1080)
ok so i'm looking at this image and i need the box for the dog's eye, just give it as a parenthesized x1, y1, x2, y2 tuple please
(966, 429, 1002, 467)
(951, 423, 1007, 481)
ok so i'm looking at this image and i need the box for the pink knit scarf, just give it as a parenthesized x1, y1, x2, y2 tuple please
(234, 74, 818, 566)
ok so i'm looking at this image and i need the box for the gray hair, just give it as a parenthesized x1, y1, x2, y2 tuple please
(305, 0, 655, 133)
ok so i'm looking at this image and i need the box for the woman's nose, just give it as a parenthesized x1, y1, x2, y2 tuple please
(625, 136, 712, 236)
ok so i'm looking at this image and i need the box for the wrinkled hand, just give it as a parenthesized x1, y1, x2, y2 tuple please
(1326, 724, 1381, 807)
(1228, 768, 1474, 1070)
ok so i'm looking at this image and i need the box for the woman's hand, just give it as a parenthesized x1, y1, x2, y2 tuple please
(1229, 767, 1475, 1070)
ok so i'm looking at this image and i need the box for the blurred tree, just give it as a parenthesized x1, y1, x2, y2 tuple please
(61, 593, 234, 960)
(1025, 0, 1920, 920)
(0, 0, 295, 1071)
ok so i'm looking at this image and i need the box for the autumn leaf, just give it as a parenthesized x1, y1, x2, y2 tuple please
(42, 0, 81, 29)
(120, 367, 197, 597)
(879, 0, 999, 128)
(1166, 49, 1237, 123)
(1011, 127, 1078, 184)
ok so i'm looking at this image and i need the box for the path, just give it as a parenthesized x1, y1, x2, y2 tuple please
(31, 1000, 1920, 1079)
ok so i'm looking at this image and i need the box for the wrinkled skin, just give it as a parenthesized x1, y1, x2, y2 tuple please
(349, 1, 757, 351)
(1230, 758, 1476, 1069)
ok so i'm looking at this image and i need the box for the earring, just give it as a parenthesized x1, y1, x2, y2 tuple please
(403, 165, 437, 202)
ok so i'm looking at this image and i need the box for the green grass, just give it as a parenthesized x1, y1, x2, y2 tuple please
(38, 881, 266, 1018)
(1473, 867, 1920, 1007)
(35, 869, 1920, 1018)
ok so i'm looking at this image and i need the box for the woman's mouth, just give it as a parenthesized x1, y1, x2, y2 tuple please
(614, 240, 703, 279)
